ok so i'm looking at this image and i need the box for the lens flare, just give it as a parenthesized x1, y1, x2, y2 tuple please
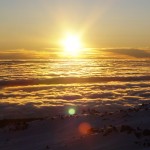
(78, 122, 91, 135)
(68, 108, 76, 115)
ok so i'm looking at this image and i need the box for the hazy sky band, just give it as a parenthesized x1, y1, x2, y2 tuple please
(0, 0, 150, 54)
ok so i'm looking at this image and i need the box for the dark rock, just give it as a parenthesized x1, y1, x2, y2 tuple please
(143, 129, 150, 136)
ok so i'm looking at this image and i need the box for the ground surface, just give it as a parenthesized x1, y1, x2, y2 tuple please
(0, 103, 150, 150)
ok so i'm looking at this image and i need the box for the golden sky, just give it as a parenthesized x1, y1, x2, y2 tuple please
(0, 0, 150, 59)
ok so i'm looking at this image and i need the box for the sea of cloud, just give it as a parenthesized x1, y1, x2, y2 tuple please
(0, 81, 150, 119)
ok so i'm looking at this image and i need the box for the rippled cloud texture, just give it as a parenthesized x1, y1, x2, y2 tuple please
(0, 82, 150, 119)
(0, 59, 149, 119)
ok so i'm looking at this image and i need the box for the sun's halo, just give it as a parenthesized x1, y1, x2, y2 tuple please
(62, 34, 82, 57)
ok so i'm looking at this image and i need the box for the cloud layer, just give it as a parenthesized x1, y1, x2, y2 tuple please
(0, 81, 150, 119)
(0, 48, 150, 59)
(0, 59, 149, 119)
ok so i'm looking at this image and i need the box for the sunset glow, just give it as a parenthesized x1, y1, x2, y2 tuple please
(62, 34, 83, 57)
(0, 0, 150, 150)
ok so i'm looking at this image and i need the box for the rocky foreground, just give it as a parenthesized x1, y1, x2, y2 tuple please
(0, 103, 150, 150)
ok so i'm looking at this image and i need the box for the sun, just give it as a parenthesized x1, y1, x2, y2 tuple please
(62, 34, 82, 57)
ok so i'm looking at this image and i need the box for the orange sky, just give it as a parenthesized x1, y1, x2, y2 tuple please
(0, 0, 150, 59)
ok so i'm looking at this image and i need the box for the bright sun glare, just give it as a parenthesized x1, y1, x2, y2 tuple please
(62, 34, 82, 57)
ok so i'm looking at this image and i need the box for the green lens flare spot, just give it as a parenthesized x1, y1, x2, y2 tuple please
(68, 108, 76, 115)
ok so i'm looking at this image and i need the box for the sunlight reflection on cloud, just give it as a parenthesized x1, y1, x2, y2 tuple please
(0, 59, 150, 119)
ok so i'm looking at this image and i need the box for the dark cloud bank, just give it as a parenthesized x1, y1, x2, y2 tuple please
(101, 48, 150, 58)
